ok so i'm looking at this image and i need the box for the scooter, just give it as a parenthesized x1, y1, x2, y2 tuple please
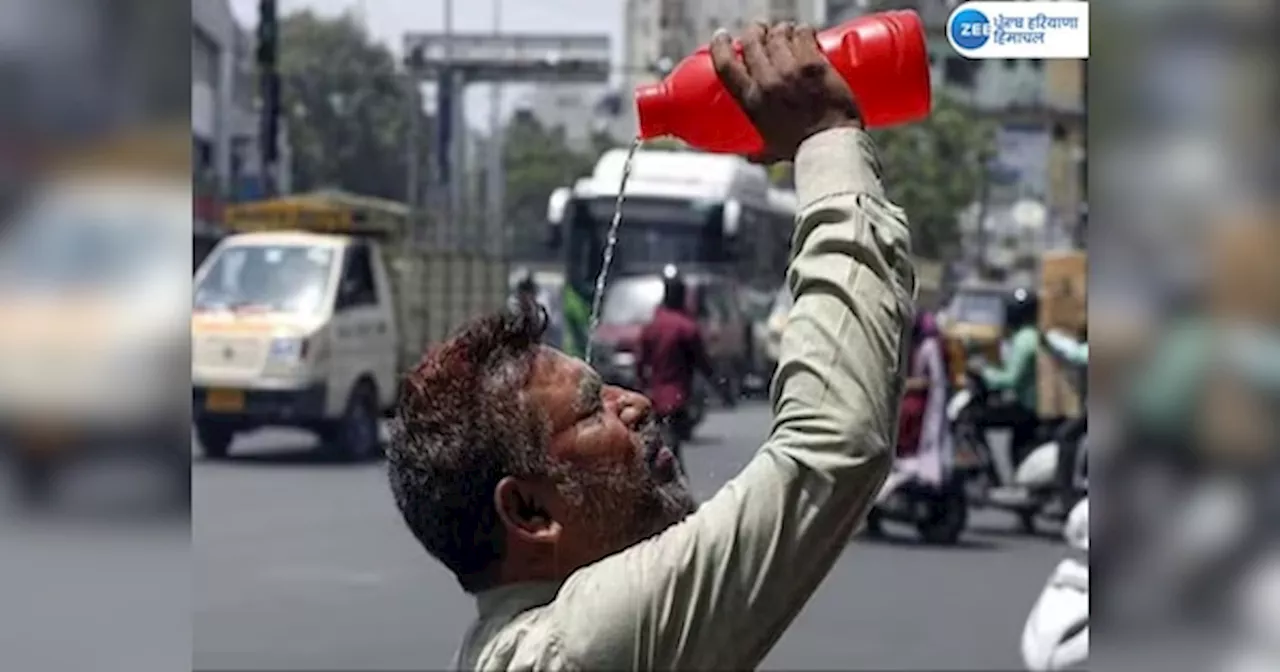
(866, 466, 968, 545)
(1216, 549, 1280, 672)
(1021, 498, 1089, 670)
(865, 409, 968, 545)
(948, 366, 1088, 534)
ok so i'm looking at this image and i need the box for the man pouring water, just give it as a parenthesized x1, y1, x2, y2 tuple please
(387, 21, 916, 669)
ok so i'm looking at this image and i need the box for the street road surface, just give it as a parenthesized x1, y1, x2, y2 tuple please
(1, 463, 190, 672)
(194, 403, 1067, 671)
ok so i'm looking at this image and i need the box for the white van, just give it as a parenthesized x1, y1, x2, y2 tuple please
(192, 219, 507, 460)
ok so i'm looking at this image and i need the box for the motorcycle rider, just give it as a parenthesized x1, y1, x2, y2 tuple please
(976, 288, 1042, 458)
(1042, 323, 1088, 518)
(636, 269, 732, 460)
(509, 271, 563, 349)
(510, 272, 540, 313)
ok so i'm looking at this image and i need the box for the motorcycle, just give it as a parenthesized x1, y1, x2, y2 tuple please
(948, 362, 1088, 534)
(1021, 498, 1089, 670)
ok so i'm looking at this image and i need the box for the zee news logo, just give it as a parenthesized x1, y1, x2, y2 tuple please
(947, 1, 1090, 60)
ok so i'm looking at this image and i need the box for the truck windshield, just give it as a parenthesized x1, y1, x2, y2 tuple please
(947, 291, 1006, 327)
(600, 276, 665, 326)
(195, 244, 335, 315)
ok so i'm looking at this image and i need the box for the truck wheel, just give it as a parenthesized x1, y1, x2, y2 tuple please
(325, 382, 380, 462)
(196, 423, 235, 459)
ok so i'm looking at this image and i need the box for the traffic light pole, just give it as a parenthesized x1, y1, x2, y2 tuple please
(257, 0, 280, 198)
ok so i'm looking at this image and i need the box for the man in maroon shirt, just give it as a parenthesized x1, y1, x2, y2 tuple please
(636, 272, 730, 461)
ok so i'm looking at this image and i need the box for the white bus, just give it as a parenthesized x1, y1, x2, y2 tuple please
(547, 147, 797, 313)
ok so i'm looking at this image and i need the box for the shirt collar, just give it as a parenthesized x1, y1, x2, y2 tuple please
(475, 580, 564, 620)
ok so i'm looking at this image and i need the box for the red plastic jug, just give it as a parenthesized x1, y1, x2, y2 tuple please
(634, 10, 931, 155)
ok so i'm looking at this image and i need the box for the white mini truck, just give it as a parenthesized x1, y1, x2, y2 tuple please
(192, 205, 507, 461)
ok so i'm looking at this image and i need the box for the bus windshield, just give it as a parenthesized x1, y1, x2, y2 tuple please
(195, 244, 335, 315)
(577, 197, 723, 268)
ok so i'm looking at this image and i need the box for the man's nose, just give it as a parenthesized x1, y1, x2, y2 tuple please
(610, 387, 652, 428)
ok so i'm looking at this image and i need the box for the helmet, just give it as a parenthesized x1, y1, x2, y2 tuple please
(1006, 287, 1040, 329)
(515, 270, 537, 295)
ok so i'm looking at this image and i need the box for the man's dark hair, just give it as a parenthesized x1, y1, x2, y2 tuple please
(388, 303, 551, 593)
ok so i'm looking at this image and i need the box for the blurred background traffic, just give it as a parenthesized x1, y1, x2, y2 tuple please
(0, 0, 1274, 670)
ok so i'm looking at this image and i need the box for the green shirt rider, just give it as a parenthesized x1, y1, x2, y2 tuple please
(977, 288, 1042, 455)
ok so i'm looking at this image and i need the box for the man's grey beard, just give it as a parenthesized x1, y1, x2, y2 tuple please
(630, 419, 698, 534)
(587, 468, 697, 553)
(554, 422, 697, 553)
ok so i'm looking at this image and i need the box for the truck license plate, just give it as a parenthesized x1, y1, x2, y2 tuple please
(205, 389, 245, 413)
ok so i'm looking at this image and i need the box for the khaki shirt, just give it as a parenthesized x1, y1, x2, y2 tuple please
(456, 127, 917, 671)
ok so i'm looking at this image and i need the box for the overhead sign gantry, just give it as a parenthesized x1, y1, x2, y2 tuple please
(402, 32, 611, 252)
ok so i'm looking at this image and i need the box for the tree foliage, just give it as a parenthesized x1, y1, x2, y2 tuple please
(276, 11, 431, 200)
(501, 111, 599, 260)
(871, 92, 996, 259)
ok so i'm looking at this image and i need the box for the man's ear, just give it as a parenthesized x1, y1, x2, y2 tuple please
(494, 476, 561, 543)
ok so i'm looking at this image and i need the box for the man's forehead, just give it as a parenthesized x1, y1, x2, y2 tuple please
(530, 347, 597, 391)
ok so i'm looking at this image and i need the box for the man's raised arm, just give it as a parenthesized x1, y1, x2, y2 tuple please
(546, 22, 917, 670)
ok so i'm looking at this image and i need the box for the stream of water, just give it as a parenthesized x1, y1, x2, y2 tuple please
(584, 138, 642, 365)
